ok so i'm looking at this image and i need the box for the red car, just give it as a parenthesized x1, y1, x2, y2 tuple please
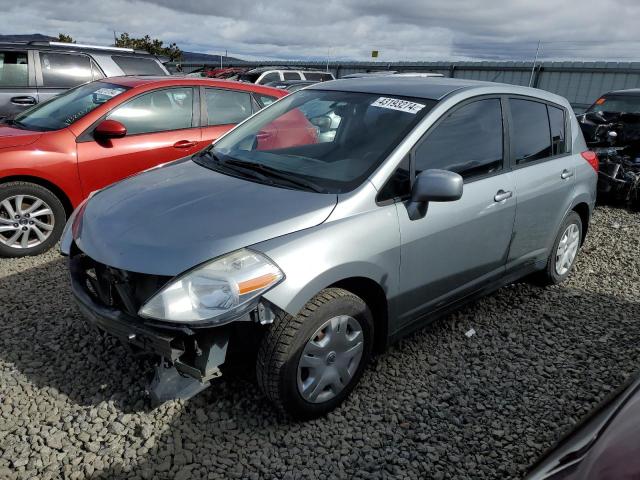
(0, 77, 286, 257)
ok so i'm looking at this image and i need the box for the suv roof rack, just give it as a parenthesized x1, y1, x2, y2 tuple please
(25, 41, 147, 54)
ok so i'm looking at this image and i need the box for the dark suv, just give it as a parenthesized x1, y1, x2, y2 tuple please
(0, 41, 168, 117)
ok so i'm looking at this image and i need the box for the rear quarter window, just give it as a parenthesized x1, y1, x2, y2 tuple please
(111, 56, 166, 75)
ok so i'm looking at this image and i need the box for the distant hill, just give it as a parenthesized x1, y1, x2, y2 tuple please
(179, 51, 245, 64)
(0, 34, 243, 64)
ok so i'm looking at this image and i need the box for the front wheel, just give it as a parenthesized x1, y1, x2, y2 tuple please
(256, 288, 373, 419)
(0, 182, 66, 257)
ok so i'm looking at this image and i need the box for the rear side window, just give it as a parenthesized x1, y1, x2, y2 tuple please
(304, 72, 334, 81)
(0, 51, 29, 87)
(40, 52, 93, 88)
(510, 99, 552, 164)
(204, 88, 252, 126)
(106, 87, 193, 135)
(415, 98, 503, 180)
(111, 56, 166, 75)
(548, 105, 567, 155)
(283, 72, 302, 80)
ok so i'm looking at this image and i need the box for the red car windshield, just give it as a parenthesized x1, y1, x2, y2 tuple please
(209, 89, 435, 193)
(12, 82, 129, 132)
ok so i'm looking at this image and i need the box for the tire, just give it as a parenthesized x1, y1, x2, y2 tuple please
(256, 288, 374, 419)
(0, 182, 66, 257)
(534, 211, 583, 286)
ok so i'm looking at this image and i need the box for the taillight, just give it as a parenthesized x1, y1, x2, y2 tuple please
(581, 151, 599, 172)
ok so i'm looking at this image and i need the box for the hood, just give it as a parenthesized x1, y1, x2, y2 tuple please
(0, 124, 42, 149)
(74, 159, 337, 276)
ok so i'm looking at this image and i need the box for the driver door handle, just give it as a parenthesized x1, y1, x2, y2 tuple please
(173, 140, 197, 149)
(561, 169, 574, 179)
(494, 190, 513, 202)
(11, 96, 37, 106)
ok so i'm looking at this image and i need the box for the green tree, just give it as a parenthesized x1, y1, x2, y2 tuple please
(114, 33, 182, 61)
(57, 33, 75, 43)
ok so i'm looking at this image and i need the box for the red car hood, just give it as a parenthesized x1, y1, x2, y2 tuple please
(0, 125, 42, 150)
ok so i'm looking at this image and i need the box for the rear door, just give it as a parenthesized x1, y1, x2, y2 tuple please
(35, 51, 101, 104)
(506, 97, 575, 269)
(395, 97, 516, 326)
(0, 49, 37, 117)
(77, 86, 201, 194)
(200, 87, 255, 147)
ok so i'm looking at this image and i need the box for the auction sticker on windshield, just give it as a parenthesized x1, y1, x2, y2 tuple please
(371, 97, 426, 114)
(94, 87, 126, 97)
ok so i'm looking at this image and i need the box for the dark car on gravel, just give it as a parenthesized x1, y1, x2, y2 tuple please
(62, 77, 597, 419)
(526, 374, 640, 479)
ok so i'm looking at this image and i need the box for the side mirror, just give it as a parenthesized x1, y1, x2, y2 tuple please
(407, 169, 463, 220)
(94, 119, 127, 139)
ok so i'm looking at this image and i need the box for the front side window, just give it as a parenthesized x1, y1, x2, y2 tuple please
(258, 72, 280, 84)
(12, 81, 129, 131)
(0, 51, 28, 87)
(548, 105, 567, 155)
(107, 87, 193, 135)
(202, 89, 435, 193)
(510, 99, 552, 164)
(415, 98, 503, 180)
(40, 52, 93, 88)
(205, 88, 252, 126)
(111, 56, 167, 76)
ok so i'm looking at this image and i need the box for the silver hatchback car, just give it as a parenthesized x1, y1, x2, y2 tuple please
(62, 77, 597, 418)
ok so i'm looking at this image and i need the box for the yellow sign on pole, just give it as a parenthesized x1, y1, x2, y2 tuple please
(371, 50, 379, 58)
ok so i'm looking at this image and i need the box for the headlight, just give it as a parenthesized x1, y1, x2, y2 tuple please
(138, 249, 283, 323)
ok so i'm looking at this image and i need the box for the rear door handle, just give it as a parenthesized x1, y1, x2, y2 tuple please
(10, 96, 37, 106)
(173, 140, 197, 149)
(561, 169, 574, 179)
(494, 190, 513, 202)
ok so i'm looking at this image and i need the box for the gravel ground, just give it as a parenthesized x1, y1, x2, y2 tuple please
(1, 206, 639, 480)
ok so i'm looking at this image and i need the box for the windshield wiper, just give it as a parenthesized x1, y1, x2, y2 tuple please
(193, 149, 276, 186)
(221, 158, 326, 193)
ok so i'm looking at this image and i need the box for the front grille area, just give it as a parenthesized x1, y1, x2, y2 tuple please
(73, 253, 172, 317)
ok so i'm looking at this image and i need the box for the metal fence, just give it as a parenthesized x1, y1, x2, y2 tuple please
(171, 60, 640, 112)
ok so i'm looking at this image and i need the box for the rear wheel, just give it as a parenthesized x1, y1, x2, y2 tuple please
(256, 288, 373, 419)
(534, 211, 583, 286)
(0, 182, 66, 257)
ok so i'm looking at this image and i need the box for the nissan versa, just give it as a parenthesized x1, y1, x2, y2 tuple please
(61, 77, 598, 419)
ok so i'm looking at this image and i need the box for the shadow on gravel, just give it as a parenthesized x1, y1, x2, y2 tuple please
(2, 255, 640, 479)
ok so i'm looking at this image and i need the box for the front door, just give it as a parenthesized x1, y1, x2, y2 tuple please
(77, 87, 201, 195)
(396, 97, 516, 327)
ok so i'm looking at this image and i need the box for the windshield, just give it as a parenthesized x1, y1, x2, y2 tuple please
(587, 95, 640, 114)
(12, 82, 129, 131)
(205, 89, 435, 193)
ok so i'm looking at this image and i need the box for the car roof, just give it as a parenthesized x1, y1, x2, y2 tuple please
(102, 76, 286, 96)
(604, 89, 640, 96)
(308, 76, 507, 100)
(0, 41, 157, 56)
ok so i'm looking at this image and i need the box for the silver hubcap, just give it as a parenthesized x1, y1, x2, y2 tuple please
(297, 315, 364, 404)
(555, 223, 580, 275)
(0, 195, 55, 249)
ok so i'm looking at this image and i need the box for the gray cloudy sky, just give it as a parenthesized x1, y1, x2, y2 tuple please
(3, 0, 640, 61)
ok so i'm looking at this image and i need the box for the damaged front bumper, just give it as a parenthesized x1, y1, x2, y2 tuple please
(69, 255, 232, 404)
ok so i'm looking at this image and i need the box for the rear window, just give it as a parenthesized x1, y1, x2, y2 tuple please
(510, 99, 552, 165)
(0, 50, 28, 87)
(111, 56, 166, 75)
(587, 95, 640, 114)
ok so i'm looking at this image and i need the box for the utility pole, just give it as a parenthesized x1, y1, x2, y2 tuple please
(528, 40, 541, 87)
